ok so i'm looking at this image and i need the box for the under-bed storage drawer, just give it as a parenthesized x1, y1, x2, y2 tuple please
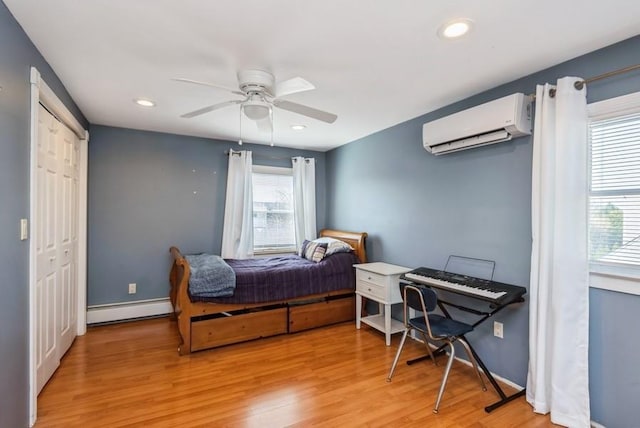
(289, 295, 355, 333)
(191, 308, 288, 351)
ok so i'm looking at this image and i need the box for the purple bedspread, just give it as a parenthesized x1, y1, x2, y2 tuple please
(189, 252, 357, 304)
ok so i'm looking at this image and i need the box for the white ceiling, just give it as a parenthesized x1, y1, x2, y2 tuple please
(6, 1, 640, 151)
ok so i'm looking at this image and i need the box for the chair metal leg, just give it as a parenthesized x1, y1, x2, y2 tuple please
(459, 338, 487, 391)
(387, 328, 410, 382)
(419, 332, 437, 365)
(433, 341, 455, 413)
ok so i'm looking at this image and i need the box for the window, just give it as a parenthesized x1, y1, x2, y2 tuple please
(588, 91, 640, 293)
(252, 165, 296, 253)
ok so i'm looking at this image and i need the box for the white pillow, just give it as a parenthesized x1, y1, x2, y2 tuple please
(313, 237, 353, 256)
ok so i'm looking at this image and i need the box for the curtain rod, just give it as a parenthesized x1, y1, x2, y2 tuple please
(224, 149, 292, 161)
(530, 63, 640, 99)
(574, 63, 640, 90)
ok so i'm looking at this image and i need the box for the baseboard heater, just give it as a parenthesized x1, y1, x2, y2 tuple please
(87, 298, 172, 324)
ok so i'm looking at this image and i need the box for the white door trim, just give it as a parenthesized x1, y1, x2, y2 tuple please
(29, 67, 89, 427)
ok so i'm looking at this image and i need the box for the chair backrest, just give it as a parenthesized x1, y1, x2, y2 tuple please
(400, 282, 438, 313)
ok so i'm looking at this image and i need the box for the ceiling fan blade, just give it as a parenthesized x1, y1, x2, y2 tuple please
(172, 78, 245, 96)
(274, 77, 316, 98)
(256, 116, 272, 133)
(273, 100, 337, 124)
(181, 99, 243, 118)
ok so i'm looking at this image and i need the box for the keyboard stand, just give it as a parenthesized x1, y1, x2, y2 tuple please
(406, 296, 526, 413)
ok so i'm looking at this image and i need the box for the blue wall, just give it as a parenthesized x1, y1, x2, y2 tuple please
(0, 2, 87, 426)
(3, 0, 639, 424)
(88, 125, 326, 305)
(326, 35, 640, 427)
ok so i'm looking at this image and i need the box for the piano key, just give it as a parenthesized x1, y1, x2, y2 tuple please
(404, 273, 507, 299)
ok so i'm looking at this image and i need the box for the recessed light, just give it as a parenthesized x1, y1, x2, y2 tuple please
(134, 98, 156, 107)
(291, 124, 306, 131)
(438, 19, 473, 39)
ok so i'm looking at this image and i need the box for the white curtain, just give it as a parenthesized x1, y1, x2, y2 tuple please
(292, 157, 316, 247)
(527, 77, 590, 427)
(221, 150, 254, 259)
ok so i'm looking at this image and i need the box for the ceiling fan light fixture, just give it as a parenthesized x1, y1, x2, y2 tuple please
(242, 101, 270, 120)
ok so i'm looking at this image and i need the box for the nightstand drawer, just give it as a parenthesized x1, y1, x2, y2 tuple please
(356, 269, 388, 287)
(357, 280, 386, 300)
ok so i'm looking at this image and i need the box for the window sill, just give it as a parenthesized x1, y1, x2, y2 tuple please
(254, 249, 297, 258)
(589, 263, 640, 296)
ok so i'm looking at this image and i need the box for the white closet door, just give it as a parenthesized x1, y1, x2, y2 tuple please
(35, 105, 60, 393)
(35, 105, 79, 394)
(58, 124, 79, 355)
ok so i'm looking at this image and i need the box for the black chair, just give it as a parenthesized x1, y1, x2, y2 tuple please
(386, 283, 486, 413)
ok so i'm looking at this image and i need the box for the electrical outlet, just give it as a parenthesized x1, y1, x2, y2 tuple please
(128, 283, 136, 294)
(494, 321, 504, 339)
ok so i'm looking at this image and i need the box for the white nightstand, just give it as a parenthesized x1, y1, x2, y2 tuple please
(354, 262, 412, 346)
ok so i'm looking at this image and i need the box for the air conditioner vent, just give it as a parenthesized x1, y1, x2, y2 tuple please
(423, 93, 532, 155)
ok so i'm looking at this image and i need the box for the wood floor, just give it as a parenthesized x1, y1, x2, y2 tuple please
(36, 318, 557, 427)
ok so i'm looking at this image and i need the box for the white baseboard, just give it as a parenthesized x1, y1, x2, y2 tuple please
(410, 336, 524, 390)
(453, 348, 524, 390)
(87, 298, 172, 324)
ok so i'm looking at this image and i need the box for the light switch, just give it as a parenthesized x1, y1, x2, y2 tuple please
(20, 219, 28, 240)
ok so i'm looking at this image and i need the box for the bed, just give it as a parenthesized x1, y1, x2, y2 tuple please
(169, 229, 367, 355)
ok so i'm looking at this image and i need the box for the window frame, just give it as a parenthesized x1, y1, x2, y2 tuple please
(587, 90, 640, 295)
(251, 164, 297, 255)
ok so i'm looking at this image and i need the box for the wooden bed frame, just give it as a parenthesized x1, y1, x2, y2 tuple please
(169, 229, 367, 355)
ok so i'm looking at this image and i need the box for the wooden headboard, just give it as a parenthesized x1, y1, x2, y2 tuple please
(319, 229, 368, 263)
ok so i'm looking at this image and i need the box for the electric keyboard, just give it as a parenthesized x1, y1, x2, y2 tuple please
(402, 267, 526, 305)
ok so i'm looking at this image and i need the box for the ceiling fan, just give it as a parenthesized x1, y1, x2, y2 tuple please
(174, 69, 338, 133)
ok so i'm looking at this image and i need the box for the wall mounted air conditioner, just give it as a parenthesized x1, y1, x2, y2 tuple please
(423, 93, 532, 155)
